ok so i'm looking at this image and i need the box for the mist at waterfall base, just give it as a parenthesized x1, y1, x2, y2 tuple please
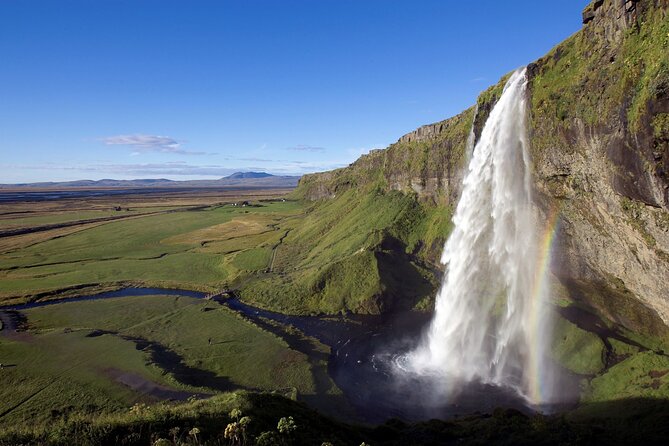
(330, 68, 579, 422)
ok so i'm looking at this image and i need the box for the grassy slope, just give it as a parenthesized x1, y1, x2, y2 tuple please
(551, 316, 606, 375)
(239, 188, 449, 314)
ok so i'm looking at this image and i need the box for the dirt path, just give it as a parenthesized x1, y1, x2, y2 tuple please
(268, 229, 291, 272)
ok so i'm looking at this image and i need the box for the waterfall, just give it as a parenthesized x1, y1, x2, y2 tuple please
(399, 68, 553, 404)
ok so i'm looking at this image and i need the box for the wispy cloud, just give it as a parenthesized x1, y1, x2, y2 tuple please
(470, 76, 486, 83)
(3, 159, 349, 178)
(284, 144, 326, 152)
(101, 134, 210, 155)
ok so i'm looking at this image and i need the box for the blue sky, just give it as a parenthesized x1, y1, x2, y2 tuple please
(1, 0, 586, 183)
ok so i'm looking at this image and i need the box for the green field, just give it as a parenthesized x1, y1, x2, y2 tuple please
(0, 200, 304, 303)
(0, 294, 340, 428)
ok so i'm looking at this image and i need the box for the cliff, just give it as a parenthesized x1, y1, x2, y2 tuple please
(297, 107, 475, 206)
(526, 0, 669, 332)
(293, 0, 669, 337)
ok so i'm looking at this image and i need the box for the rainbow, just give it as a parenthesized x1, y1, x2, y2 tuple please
(525, 205, 562, 406)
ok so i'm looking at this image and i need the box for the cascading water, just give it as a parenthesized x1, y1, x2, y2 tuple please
(398, 68, 553, 405)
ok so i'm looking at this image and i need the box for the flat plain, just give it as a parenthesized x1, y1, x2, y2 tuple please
(0, 188, 345, 430)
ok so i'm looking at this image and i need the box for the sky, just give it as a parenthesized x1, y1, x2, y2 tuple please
(0, 0, 586, 183)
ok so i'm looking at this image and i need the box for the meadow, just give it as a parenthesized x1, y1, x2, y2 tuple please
(0, 291, 345, 428)
(0, 190, 302, 305)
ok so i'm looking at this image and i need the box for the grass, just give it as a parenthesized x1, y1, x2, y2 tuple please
(583, 351, 669, 403)
(551, 316, 606, 375)
(2, 389, 669, 446)
(529, 0, 669, 160)
(0, 200, 303, 302)
(232, 247, 272, 271)
(0, 330, 174, 426)
(239, 187, 445, 314)
(0, 294, 336, 428)
(23, 295, 320, 393)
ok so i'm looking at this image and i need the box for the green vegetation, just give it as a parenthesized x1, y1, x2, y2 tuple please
(584, 351, 669, 403)
(2, 390, 669, 445)
(0, 329, 174, 425)
(652, 112, 669, 140)
(0, 189, 447, 316)
(232, 247, 272, 271)
(240, 188, 445, 314)
(529, 0, 669, 162)
(0, 294, 339, 428)
(551, 316, 606, 375)
(23, 295, 322, 392)
(0, 201, 302, 303)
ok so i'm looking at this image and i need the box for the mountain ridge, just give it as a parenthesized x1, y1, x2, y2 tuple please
(0, 172, 299, 189)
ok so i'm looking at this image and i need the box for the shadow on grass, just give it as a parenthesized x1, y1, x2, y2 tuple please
(86, 329, 237, 393)
(2, 393, 669, 445)
(375, 234, 436, 312)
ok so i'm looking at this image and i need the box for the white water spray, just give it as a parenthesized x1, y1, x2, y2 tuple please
(400, 68, 552, 404)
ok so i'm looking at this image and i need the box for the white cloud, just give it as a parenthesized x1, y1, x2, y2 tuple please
(101, 134, 209, 155)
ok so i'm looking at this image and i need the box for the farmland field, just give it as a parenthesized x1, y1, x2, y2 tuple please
(0, 189, 302, 304)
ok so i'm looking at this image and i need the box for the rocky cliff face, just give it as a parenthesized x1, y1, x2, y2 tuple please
(527, 0, 669, 331)
(298, 107, 474, 207)
(297, 0, 669, 332)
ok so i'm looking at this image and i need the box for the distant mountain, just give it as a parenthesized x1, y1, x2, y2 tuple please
(1, 178, 177, 188)
(225, 172, 274, 179)
(0, 173, 299, 189)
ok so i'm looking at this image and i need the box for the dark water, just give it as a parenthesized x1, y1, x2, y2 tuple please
(7, 287, 573, 423)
